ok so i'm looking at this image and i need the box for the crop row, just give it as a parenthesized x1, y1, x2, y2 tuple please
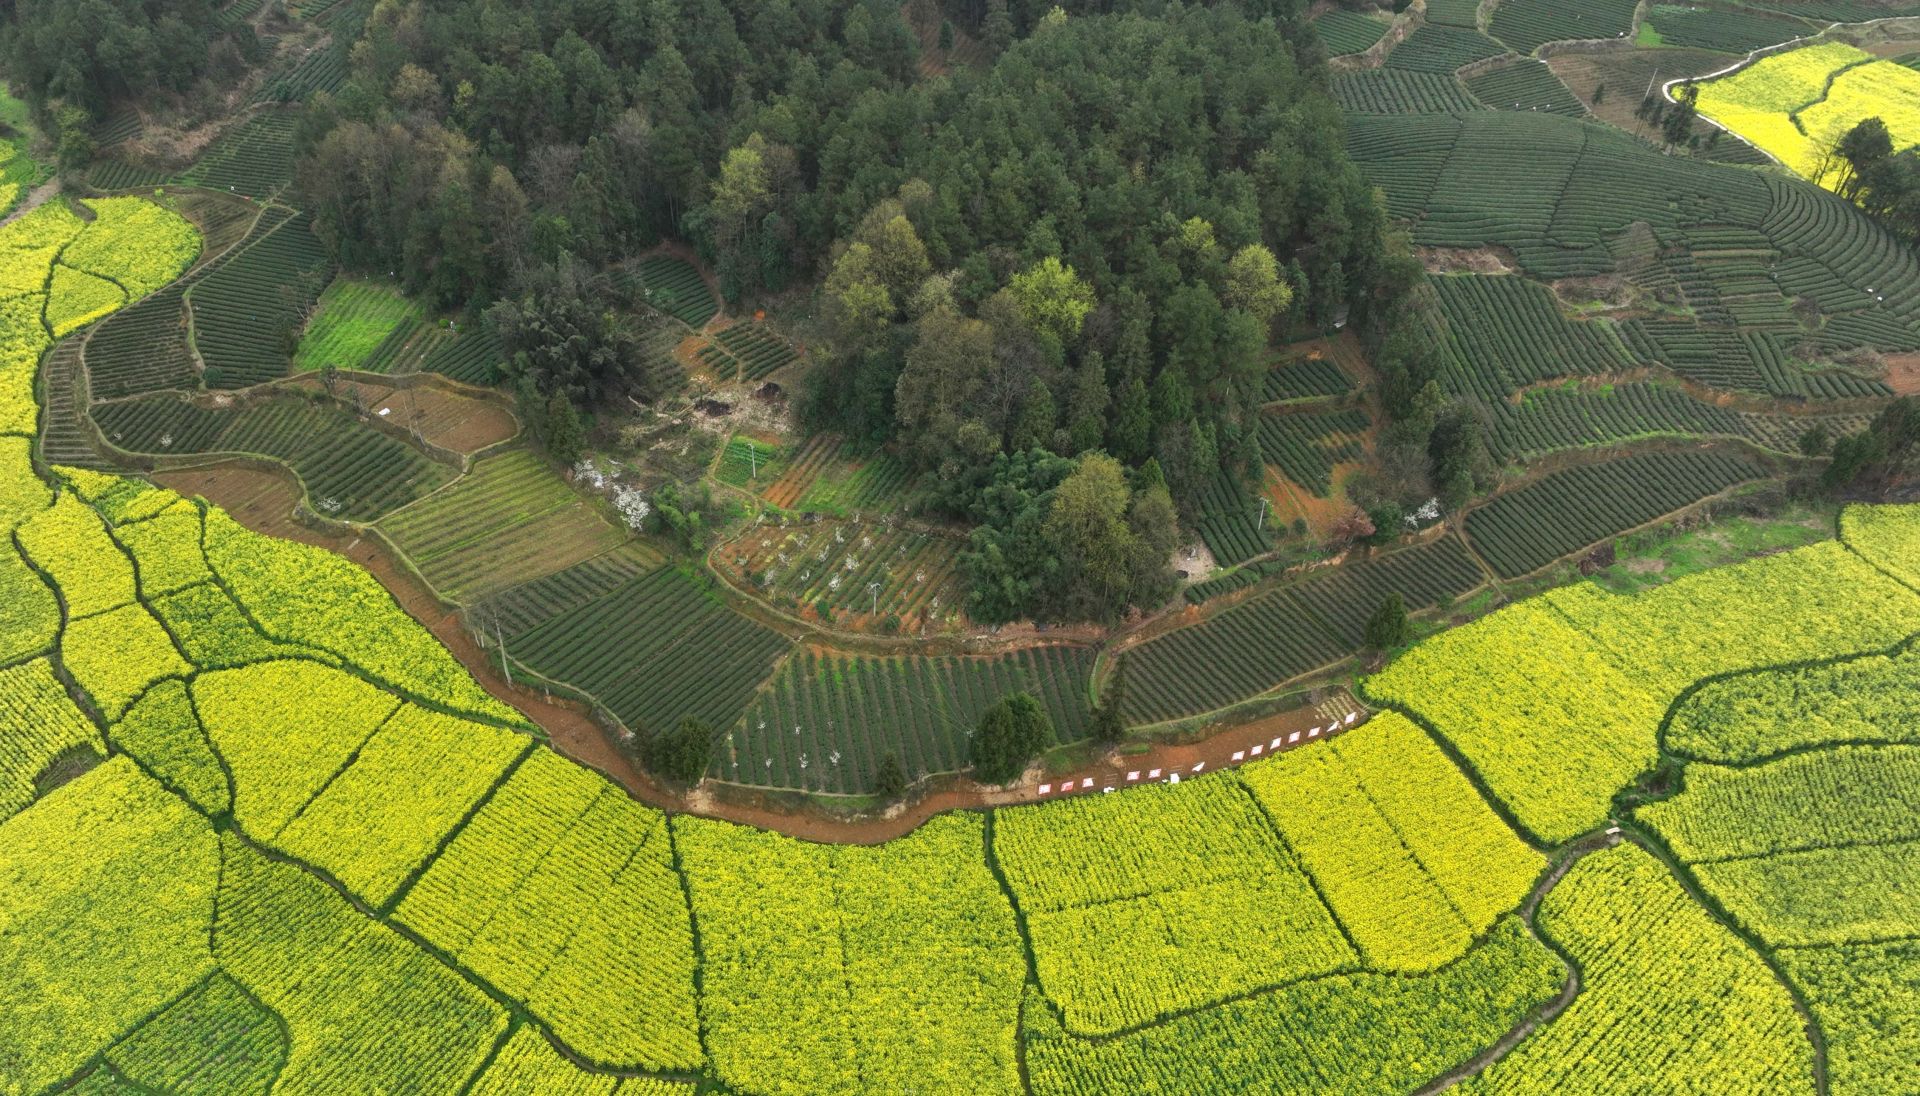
(1643, 5, 1810, 54)
(1190, 469, 1269, 566)
(379, 449, 625, 601)
(1255, 407, 1366, 495)
(713, 321, 799, 381)
(191, 211, 332, 389)
(85, 206, 291, 400)
(1125, 537, 1483, 723)
(293, 277, 421, 372)
(1432, 273, 1639, 402)
(177, 110, 300, 197)
(512, 566, 790, 736)
(1489, 0, 1639, 54)
(471, 544, 661, 639)
(1334, 70, 1483, 114)
(94, 393, 454, 521)
(1489, 381, 1753, 460)
(1464, 59, 1586, 117)
(1315, 9, 1388, 55)
(0, 659, 102, 822)
(1465, 449, 1766, 578)
(1385, 25, 1507, 74)
(414, 323, 502, 383)
(721, 644, 1094, 795)
(1260, 355, 1351, 403)
(630, 255, 717, 328)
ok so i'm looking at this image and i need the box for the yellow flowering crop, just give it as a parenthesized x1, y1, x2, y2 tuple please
(678, 811, 1027, 1095)
(1800, 60, 1920, 171)
(1839, 501, 1920, 589)
(1243, 712, 1546, 971)
(395, 748, 704, 1072)
(62, 197, 201, 298)
(1459, 844, 1811, 1094)
(113, 678, 229, 815)
(1694, 43, 1920, 186)
(1366, 598, 1667, 845)
(0, 658, 103, 822)
(44, 263, 124, 337)
(193, 659, 401, 837)
(0, 759, 217, 1096)
(1547, 540, 1920, 697)
(204, 509, 525, 724)
(62, 600, 191, 718)
(16, 491, 135, 617)
(110, 504, 211, 597)
(215, 834, 508, 1095)
(467, 1026, 692, 1096)
(0, 536, 57, 663)
(994, 774, 1354, 1034)
(274, 704, 529, 906)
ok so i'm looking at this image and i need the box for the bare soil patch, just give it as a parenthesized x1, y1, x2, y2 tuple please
(1417, 245, 1517, 275)
(1881, 351, 1920, 395)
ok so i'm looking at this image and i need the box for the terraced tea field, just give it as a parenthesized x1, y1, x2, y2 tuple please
(762, 433, 921, 514)
(378, 450, 628, 602)
(93, 393, 453, 521)
(720, 645, 1096, 794)
(293, 277, 422, 372)
(509, 566, 790, 736)
(713, 517, 967, 630)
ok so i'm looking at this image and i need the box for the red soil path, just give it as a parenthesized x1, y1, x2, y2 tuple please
(158, 461, 1361, 843)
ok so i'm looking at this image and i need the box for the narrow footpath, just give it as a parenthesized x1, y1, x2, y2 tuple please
(158, 463, 1364, 844)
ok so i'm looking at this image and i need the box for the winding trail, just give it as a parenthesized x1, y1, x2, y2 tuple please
(155, 462, 1361, 844)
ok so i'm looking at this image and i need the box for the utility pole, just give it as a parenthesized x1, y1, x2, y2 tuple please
(869, 581, 881, 616)
(496, 620, 512, 688)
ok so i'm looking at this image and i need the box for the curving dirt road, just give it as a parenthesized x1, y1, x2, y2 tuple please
(158, 462, 1363, 843)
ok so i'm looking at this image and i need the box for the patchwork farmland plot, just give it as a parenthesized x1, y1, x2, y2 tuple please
(378, 449, 628, 601)
(629, 255, 718, 327)
(721, 645, 1095, 794)
(1490, 0, 1640, 53)
(413, 323, 504, 384)
(1335, 71, 1485, 114)
(1385, 26, 1507, 74)
(471, 543, 663, 638)
(762, 434, 921, 514)
(1642, 5, 1812, 52)
(293, 277, 422, 372)
(83, 205, 286, 399)
(1255, 407, 1367, 495)
(1191, 470, 1272, 567)
(190, 210, 332, 389)
(1425, 0, 1482, 28)
(1431, 273, 1640, 402)
(1489, 381, 1757, 460)
(511, 566, 790, 736)
(1316, 9, 1389, 55)
(1260, 354, 1353, 404)
(1465, 60, 1586, 117)
(1465, 449, 1766, 578)
(700, 321, 800, 382)
(1123, 537, 1485, 723)
(714, 435, 784, 488)
(175, 110, 301, 196)
(94, 393, 454, 521)
(713, 516, 967, 630)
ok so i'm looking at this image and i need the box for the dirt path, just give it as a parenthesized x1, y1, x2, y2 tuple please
(157, 460, 1367, 844)
(1, 179, 63, 228)
(1413, 829, 1624, 1094)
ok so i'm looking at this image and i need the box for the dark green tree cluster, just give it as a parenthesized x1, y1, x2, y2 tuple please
(1823, 396, 1920, 495)
(970, 691, 1056, 785)
(1, 0, 256, 124)
(958, 450, 1179, 623)
(1820, 117, 1920, 243)
(644, 717, 715, 786)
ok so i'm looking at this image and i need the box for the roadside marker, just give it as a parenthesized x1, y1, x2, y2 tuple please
(1271, 737, 1282, 749)
(1127, 771, 1140, 782)
(1345, 711, 1357, 725)
(1038, 784, 1051, 795)
(1250, 745, 1262, 756)
(1081, 778, 1094, 789)
(1289, 732, 1300, 743)
(1232, 751, 1245, 761)
(1148, 768, 1161, 778)
(1192, 762, 1205, 773)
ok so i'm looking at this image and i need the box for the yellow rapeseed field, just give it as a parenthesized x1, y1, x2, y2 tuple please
(1694, 41, 1920, 186)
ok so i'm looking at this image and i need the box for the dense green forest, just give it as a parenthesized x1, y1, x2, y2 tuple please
(9, 0, 1458, 623)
